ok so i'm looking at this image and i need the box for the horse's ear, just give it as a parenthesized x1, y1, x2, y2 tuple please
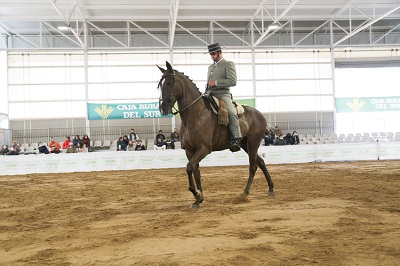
(157, 64, 166, 73)
(166, 61, 173, 71)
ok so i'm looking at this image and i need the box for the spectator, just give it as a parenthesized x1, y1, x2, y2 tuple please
(38, 142, 49, 154)
(154, 137, 166, 150)
(292, 131, 300, 145)
(284, 133, 294, 145)
(48, 137, 61, 154)
(123, 135, 129, 146)
(129, 128, 139, 143)
(72, 135, 81, 148)
(274, 134, 287, 146)
(76, 141, 88, 153)
(135, 140, 146, 151)
(117, 137, 127, 151)
(66, 142, 77, 153)
(82, 134, 91, 151)
(156, 130, 166, 141)
(264, 131, 273, 146)
(0, 144, 9, 155)
(171, 128, 179, 142)
(6, 141, 20, 155)
(169, 128, 180, 149)
(127, 140, 135, 151)
(274, 126, 282, 136)
(62, 136, 72, 149)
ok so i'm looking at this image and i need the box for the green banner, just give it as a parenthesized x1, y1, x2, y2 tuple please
(236, 98, 255, 107)
(336, 97, 400, 113)
(87, 102, 172, 120)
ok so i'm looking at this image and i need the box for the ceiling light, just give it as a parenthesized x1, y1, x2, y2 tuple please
(57, 26, 69, 31)
(268, 22, 280, 30)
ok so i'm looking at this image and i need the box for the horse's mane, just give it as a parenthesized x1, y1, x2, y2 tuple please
(174, 70, 201, 94)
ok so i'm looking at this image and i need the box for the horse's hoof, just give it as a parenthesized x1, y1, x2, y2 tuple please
(190, 203, 200, 209)
(268, 191, 275, 197)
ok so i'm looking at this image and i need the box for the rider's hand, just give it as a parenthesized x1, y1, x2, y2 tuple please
(208, 80, 217, 87)
(202, 90, 211, 98)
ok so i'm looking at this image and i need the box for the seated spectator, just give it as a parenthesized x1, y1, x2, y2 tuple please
(156, 130, 166, 141)
(165, 139, 173, 149)
(274, 126, 282, 136)
(127, 140, 135, 151)
(154, 137, 166, 150)
(123, 135, 129, 146)
(284, 133, 294, 145)
(171, 128, 179, 141)
(135, 140, 146, 151)
(292, 131, 300, 145)
(76, 141, 88, 153)
(264, 131, 273, 146)
(7, 146, 20, 155)
(117, 137, 127, 151)
(82, 134, 91, 151)
(62, 136, 72, 149)
(48, 137, 61, 154)
(66, 142, 77, 153)
(274, 134, 287, 146)
(129, 128, 139, 143)
(6, 141, 20, 155)
(73, 135, 81, 148)
(38, 142, 49, 154)
(169, 128, 180, 149)
(0, 144, 9, 155)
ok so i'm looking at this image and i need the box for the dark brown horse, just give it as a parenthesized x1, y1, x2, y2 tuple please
(158, 61, 274, 208)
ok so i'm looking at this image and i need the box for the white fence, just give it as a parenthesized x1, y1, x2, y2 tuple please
(0, 142, 399, 176)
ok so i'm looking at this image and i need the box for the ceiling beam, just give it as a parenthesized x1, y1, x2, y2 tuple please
(334, 4, 400, 46)
(175, 23, 208, 45)
(48, 0, 86, 48)
(87, 21, 127, 47)
(254, 0, 299, 47)
(129, 21, 168, 47)
(168, 0, 180, 48)
(0, 23, 39, 48)
(213, 21, 250, 46)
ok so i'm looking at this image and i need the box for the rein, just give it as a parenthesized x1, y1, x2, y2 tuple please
(158, 72, 203, 115)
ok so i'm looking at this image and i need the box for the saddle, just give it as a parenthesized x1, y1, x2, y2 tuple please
(208, 96, 245, 126)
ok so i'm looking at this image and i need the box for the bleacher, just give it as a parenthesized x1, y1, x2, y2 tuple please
(8, 131, 400, 155)
(297, 132, 400, 145)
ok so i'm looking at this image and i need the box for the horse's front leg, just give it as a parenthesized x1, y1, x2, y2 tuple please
(186, 162, 203, 209)
(185, 149, 209, 209)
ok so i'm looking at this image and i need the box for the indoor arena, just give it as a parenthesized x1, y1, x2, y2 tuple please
(0, 1, 399, 265)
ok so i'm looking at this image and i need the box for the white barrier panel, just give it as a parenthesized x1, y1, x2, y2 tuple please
(0, 142, 399, 176)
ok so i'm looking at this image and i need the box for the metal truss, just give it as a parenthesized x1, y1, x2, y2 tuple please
(0, 0, 399, 50)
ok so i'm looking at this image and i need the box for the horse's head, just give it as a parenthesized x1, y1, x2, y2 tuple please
(157, 61, 181, 116)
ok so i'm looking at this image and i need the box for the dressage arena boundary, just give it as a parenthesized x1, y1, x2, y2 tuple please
(0, 142, 399, 176)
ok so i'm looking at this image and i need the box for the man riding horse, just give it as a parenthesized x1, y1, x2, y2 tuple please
(204, 43, 242, 152)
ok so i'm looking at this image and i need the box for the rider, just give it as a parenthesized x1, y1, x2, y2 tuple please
(204, 43, 242, 152)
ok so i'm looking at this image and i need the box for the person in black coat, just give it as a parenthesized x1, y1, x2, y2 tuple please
(0, 144, 9, 155)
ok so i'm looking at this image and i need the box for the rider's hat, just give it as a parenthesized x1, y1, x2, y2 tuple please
(207, 43, 222, 53)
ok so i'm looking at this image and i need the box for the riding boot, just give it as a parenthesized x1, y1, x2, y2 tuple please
(229, 138, 241, 152)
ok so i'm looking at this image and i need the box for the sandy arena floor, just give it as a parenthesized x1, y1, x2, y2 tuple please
(0, 160, 399, 265)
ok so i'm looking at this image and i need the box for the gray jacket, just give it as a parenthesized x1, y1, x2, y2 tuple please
(207, 58, 237, 95)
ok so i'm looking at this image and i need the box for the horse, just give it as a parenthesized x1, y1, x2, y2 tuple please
(157, 61, 274, 208)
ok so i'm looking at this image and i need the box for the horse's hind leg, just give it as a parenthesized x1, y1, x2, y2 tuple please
(256, 155, 275, 196)
(242, 140, 275, 196)
(241, 140, 258, 195)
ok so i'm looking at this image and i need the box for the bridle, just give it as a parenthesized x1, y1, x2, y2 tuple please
(158, 72, 202, 115)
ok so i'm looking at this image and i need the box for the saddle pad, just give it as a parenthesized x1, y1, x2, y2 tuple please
(210, 96, 245, 117)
